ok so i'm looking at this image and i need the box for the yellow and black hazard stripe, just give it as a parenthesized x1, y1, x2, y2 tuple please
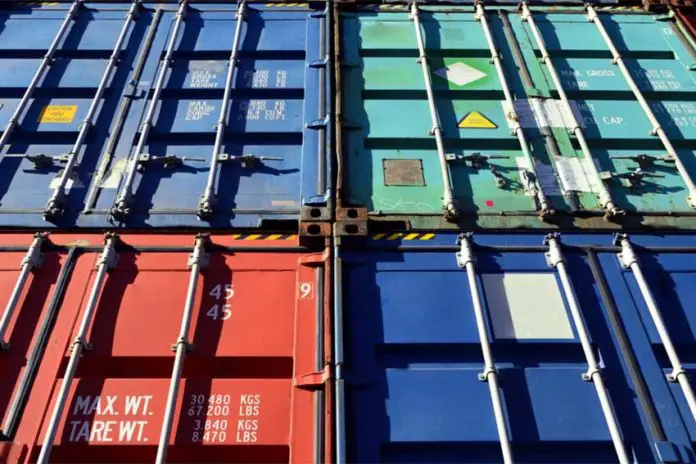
(16, 2, 59, 6)
(229, 233, 297, 241)
(372, 232, 435, 241)
(378, 4, 408, 10)
(266, 3, 309, 7)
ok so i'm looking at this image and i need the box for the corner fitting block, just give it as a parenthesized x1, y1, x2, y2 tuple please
(301, 205, 331, 222)
(335, 207, 368, 237)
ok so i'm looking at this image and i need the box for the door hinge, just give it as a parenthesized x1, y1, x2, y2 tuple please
(294, 365, 332, 390)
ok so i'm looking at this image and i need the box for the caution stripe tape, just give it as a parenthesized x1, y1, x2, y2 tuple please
(266, 3, 309, 7)
(16, 2, 59, 6)
(372, 232, 435, 241)
(229, 234, 297, 241)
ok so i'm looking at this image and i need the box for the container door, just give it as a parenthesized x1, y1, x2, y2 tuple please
(341, 9, 559, 225)
(340, 235, 678, 463)
(0, 4, 151, 228)
(0, 234, 71, 462)
(9, 235, 329, 463)
(88, 4, 330, 229)
(516, 10, 696, 215)
(595, 235, 696, 458)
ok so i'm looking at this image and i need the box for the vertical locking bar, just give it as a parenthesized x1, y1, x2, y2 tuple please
(587, 4, 696, 208)
(37, 233, 118, 464)
(410, 2, 457, 219)
(155, 233, 208, 464)
(521, 3, 620, 218)
(313, 264, 325, 464)
(198, 1, 246, 219)
(0, 1, 82, 154)
(112, 1, 188, 219)
(44, 1, 141, 220)
(457, 234, 513, 463)
(0, 233, 45, 350)
(475, 3, 549, 218)
(544, 234, 629, 464)
(333, 240, 346, 464)
(616, 235, 696, 421)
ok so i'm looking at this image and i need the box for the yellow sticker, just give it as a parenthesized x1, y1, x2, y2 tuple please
(38, 105, 78, 124)
(458, 111, 497, 129)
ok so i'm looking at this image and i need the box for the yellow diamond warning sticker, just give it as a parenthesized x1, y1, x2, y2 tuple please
(38, 105, 78, 124)
(458, 111, 497, 129)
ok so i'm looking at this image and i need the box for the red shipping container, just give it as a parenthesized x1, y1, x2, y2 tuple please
(677, 8, 696, 40)
(0, 233, 332, 463)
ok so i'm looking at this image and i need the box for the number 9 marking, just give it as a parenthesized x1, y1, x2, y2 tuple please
(298, 282, 314, 299)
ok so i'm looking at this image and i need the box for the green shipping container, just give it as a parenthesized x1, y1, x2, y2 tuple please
(336, 3, 696, 231)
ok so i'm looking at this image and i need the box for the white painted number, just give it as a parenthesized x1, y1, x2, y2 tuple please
(299, 282, 313, 299)
(207, 304, 232, 321)
(209, 284, 234, 300)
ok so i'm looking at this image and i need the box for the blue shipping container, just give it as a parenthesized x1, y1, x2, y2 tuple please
(335, 232, 696, 463)
(337, 3, 696, 231)
(0, 1, 331, 230)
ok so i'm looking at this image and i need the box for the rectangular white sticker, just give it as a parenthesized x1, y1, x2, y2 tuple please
(515, 157, 562, 196)
(554, 157, 602, 194)
(503, 99, 583, 130)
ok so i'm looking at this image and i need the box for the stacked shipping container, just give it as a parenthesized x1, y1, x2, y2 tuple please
(0, 1, 333, 463)
(0, 0, 695, 463)
(334, 1, 696, 463)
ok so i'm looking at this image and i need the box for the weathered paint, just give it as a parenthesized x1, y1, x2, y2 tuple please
(339, 5, 696, 230)
(0, 2, 331, 230)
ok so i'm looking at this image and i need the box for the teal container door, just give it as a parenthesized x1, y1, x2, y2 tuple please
(340, 6, 696, 225)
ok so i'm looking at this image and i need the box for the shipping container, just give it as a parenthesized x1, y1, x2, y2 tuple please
(0, 1, 331, 232)
(335, 231, 696, 463)
(335, 3, 696, 233)
(676, 7, 696, 44)
(0, 232, 331, 462)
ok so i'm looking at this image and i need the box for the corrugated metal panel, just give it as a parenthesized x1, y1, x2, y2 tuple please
(335, 232, 696, 463)
(0, 233, 331, 463)
(337, 5, 696, 231)
(0, 2, 331, 230)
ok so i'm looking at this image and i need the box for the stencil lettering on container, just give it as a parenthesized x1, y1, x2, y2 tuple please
(188, 394, 233, 444)
(38, 105, 78, 124)
(275, 70, 288, 88)
(68, 394, 153, 443)
(244, 70, 269, 88)
(185, 101, 215, 121)
(238, 100, 287, 121)
(236, 393, 261, 443)
(376, 198, 437, 212)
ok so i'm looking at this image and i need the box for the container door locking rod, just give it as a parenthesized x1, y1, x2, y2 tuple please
(410, 3, 457, 220)
(475, 3, 550, 218)
(111, 1, 188, 221)
(36, 233, 118, 464)
(0, 1, 82, 155)
(43, 1, 141, 220)
(156, 234, 208, 464)
(521, 3, 621, 219)
(456, 233, 514, 463)
(587, 4, 696, 209)
(615, 234, 696, 421)
(198, 1, 246, 220)
(0, 233, 44, 350)
(545, 234, 630, 464)
(333, 240, 346, 464)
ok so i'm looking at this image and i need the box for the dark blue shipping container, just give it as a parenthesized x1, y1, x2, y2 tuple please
(335, 232, 696, 463)
(0, 1, 331, 230)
